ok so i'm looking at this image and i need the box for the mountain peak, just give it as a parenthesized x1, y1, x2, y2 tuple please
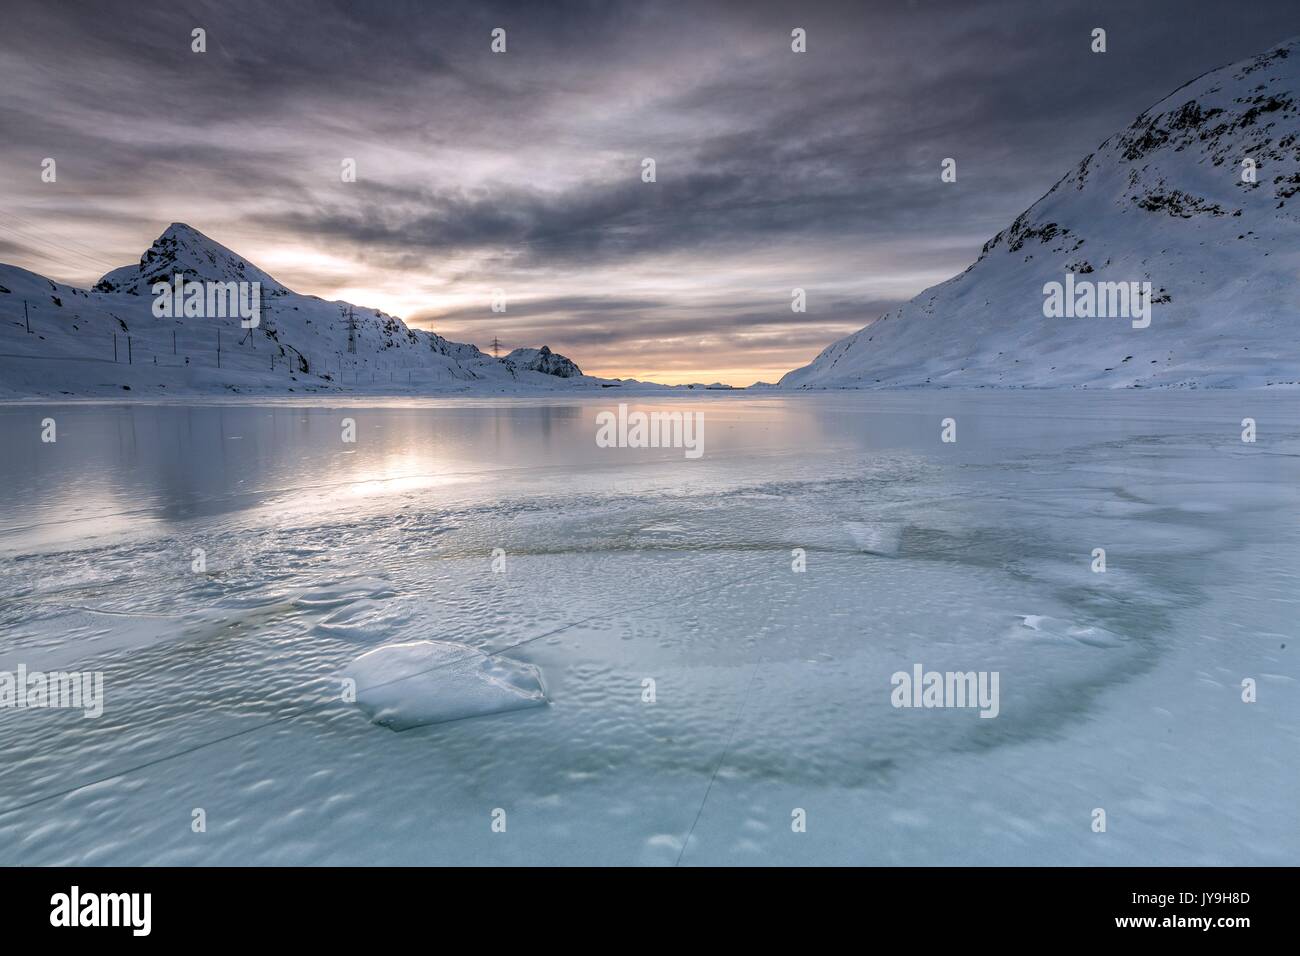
(94, 223, 289, 295)
(160, 221, 205, 242)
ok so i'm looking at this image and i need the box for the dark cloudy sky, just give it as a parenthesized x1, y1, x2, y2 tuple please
(1, 1, 1297, 383)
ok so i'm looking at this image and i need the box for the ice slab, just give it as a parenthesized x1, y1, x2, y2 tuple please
(343, 640, 546, 731)
(843, 521, 904, 556)
(1012, 614, 1126, 648)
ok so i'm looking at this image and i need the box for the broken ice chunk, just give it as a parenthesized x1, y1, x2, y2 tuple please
(1013, 615, 1125, 648)
(843, 521, 904, 556)
(342, 640, 546, 731)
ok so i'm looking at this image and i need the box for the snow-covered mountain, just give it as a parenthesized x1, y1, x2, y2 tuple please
(781, 37, 1300, 389)
(93, 223, 291, 297)
(0, 223, 601, 398)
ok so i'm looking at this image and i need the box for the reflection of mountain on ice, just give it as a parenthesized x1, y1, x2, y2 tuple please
(0, 222, 599, 397)
(782, 38, 1300, 389)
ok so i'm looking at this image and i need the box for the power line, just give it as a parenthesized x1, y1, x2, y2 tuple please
(3, 212, 126, 266)
(0, 220, 120, 271)
(0, 229, 115, 274)
(3, 210, 122, 260)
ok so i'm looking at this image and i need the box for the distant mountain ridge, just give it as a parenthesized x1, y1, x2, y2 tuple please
(0, 223, 602, 397)
(504, 346, 583, 378)
(781, 37, 1300, 389)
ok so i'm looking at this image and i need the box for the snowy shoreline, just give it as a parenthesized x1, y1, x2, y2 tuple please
(3, 381, 1298, 407)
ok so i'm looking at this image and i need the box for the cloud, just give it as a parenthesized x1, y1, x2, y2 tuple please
(1, 0, 1297, 382)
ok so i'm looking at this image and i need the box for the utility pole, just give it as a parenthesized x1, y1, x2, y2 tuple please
(491, 336, 501, 358)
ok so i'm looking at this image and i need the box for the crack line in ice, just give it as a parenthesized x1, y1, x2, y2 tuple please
(675, 657, 763, 867)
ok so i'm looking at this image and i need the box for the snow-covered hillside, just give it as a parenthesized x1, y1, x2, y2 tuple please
(782, 37, 1300, 389)
(0, 223, 600, 398)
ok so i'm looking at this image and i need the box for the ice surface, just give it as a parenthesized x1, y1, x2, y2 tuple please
(343, 641, 546, 730)
(0, 392, 1295, 865)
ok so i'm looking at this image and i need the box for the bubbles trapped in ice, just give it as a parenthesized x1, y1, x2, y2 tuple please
(343, 640, 547, 731)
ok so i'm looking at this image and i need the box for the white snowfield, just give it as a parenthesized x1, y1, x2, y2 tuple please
(782, 37, 1300, 390)
(0, 223, 633, 399)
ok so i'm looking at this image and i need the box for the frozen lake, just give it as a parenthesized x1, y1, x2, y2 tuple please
(0, 392, 1296, 865)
